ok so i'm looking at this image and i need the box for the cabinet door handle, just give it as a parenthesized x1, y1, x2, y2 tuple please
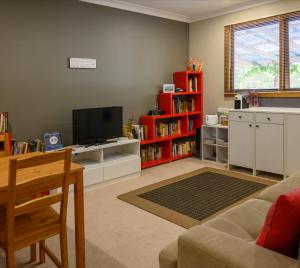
(249, 124, 252, 127)
(238, 115, 242, 119)
(256, 125, 259, 128)
(267, 117, 271, 121)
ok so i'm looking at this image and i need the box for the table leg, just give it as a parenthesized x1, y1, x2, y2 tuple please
(74, 171, 86, 268)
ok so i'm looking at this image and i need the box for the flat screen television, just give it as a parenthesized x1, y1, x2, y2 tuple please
(73, 106, 123, 145)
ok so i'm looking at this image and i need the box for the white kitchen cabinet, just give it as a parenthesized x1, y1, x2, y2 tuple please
(255, 123, 284, 175)
(286, 114, 300, 176)
(229, 120, 254, 169)
(229, 107, 300, 177)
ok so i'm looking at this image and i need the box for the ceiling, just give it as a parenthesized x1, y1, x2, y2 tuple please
(80, 0, 280, 23)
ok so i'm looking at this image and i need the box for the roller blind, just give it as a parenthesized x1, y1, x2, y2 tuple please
(225, 11, 300, 93)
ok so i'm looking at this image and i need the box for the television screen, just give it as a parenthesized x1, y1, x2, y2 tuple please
(73, 106, 123, 145)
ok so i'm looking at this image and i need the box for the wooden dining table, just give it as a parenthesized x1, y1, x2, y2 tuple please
(0, 152, 86, 268)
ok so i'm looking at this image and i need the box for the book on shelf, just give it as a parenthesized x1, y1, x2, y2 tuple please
(172, 96, 195, 114)
(188, 119, 193, 132)
(0, 112, 8, 133)
(155, 120, 181, 138)
(172, 139, 195, 157)
(141, 144, 162, 163)
(132, 124, 148, 140)
(11, 139, 44, 155)
(188, 77, 198, 92)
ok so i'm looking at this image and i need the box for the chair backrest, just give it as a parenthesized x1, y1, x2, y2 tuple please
(6, 149, 72, 245)
(0, 133, 10, 157)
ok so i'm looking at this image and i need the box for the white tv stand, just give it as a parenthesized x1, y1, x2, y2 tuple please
(72, 138, 141, 187)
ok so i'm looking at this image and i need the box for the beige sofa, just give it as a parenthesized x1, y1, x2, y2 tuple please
(159, 172, 300, 268)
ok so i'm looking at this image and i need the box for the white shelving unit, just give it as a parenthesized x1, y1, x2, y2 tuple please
(202, 125, 228, 164)
(72, 138, 141, 188)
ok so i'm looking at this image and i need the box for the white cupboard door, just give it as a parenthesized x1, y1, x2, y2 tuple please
(286, 115, 300, 176)
(229, 121, 254, 168)
(255, 123, 284, 174)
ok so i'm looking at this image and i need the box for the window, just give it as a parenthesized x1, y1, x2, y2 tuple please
(289, 18, 300, 89)
(225, 11, 300, 96)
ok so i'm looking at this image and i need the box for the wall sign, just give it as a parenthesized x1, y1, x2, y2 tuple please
(69, 57, 96, 69)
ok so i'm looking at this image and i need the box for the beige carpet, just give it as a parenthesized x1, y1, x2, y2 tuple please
(0, 158, 279, 268)
(0, 229, 127, 268)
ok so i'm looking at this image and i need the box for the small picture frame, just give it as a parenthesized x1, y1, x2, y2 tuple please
(163, 84, 175, 93)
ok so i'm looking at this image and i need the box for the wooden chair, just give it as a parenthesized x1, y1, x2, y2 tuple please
(0, 133, 10, 157)
(0, 149, 72, 268)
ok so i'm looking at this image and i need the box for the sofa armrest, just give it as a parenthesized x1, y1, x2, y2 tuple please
(178, 226, 298, 268)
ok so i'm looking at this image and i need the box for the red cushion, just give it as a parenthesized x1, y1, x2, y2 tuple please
(256, 188, 300, 258)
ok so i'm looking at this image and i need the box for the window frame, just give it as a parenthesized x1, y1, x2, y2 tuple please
(224, 10, 300, 97)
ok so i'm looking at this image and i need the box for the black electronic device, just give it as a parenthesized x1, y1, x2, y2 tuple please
(73, 106, 123, 145)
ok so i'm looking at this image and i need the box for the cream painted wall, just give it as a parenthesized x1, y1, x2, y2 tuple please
(190, 0, 300, 115)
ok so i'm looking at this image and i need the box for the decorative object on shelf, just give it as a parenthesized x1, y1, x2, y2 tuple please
(44, 132, 63, 151)
(205, 114, 218, 126)
(140, 70, 203, 169)
(162, 84, 175, 93)
(123, 116, 134, 139)
(187, 58, 203, 72)
(175, 88, 184, 92)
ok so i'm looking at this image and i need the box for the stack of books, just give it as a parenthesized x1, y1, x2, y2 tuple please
(172, 139, 195, 157)
(11, 139, 44, 155)
(132, 125, 148, 140)
(0, 112, 8, 133)
(141, 144, 162, 163)
(155, 120, 181, 137)
(188, 77, 198, 92)
(172, 97, 195, 114)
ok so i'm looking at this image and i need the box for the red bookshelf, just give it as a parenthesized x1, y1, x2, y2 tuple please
(140, 71, 203, 169)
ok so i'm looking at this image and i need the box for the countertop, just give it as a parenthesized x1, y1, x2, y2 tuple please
(229, 107, 300, 114)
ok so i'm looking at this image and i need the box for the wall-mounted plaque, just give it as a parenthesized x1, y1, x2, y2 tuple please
(69, 57, 96, 69)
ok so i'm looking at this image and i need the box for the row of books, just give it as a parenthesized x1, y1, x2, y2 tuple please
(172, 97, 195, 114)
(11, 139, 45, 155)
(0, 112, 8, 133)
(141, 144, 162, 163)
(188, 76, 199, 92)
(172, 140, 195, 157)
(132, 125, 148, 141)
(155, 120, 181, 137)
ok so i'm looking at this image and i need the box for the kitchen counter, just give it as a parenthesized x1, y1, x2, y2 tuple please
(230, 107, 300, 114)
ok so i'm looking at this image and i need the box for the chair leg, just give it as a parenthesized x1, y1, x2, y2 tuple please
(30, 244, 36, 263)
(6, 248, 14, 268)
(60, 227, 69, 268)
(39, 240, 46, 264)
